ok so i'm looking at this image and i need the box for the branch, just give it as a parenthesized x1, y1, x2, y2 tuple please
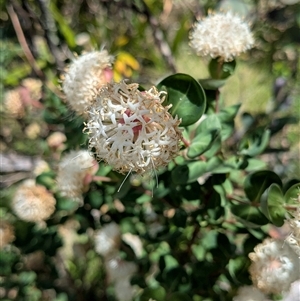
(35, 0, 65, 71)
(6, 3, 44, 78)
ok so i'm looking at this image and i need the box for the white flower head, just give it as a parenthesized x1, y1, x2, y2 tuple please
(249, 238, 300, 294)
(84, 81, 182, 175)
(12, 180, 56, 222)
(233, 285, 266, 301)
(94, 222, 121, 257)
(56, 150, 98, 205)
(189, 11, 254, 62)
(62, 50, 114, 115)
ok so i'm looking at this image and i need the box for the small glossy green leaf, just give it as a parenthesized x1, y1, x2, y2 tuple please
(231, 204, 269, 226)
(284, 183, 300, 204)
(198, 78, 226, 90)
(195, 114, 222, 136)
(239, 129, 271, 157)
(187, 132, 217, 158)
(245, 158, 267, 172)
(260, 183, 285, 226)
(218, 104, 241, 122)
(157, 73, 206, 126)
(209, 58, 236, 79)
(171, 161, 206, 184)
(244, 170, 282, 203)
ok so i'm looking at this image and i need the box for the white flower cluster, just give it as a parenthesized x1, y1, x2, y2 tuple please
(62, 50, 113, 115)
(248, 238, 300, 294)
(189, 12, 254, 62)
(56, 150, 98, 205)
(12, 180, 56, 222)
(84, 81, 182, 174)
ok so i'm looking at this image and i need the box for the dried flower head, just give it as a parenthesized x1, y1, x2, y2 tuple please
(0, 221, 15, 248)
(94, 222, 121, 257)
(233, 286, 266, 301)
(285, 189, 300, 256)
(56, 150, 98, 204)
(249, 238, 300, 294)
(3, 89, 24, 118)
(84, 81, 182, 175)
(12, 180, 56, 222)
(189, 11, 254, 62)
(62, 50, 114, 115)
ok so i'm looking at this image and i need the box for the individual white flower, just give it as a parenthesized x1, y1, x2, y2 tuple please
(56, 150, 98, 205)
(62, 50, 114, 115)
(189, 11, 254, 62)
(249, 238, 300, 294)
(84, 81, 182, 175)
(233, 285, 266, 301)
(94, 223, 121, 257)
(0, 221, 15, 248)
(12, 180, 56, 222)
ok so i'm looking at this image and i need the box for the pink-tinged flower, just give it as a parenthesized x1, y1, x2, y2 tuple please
(189, 12, 254, 62)
(62, 50, 114, 116)
(249, 238, 300, 294)
(84, 81, 182, 175)
(12, 180, 56, 222)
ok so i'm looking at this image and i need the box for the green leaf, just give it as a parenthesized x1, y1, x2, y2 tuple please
(209, 58, 236, 79)
(244, 170, 282, 203)
(49, 2, 76, 48)
(157, 73, 206, 126)
(245, 158, 267, 172)
(140, 286, 166, 301)
(239, 129, 271, 157)
(284, 183, 300, 204)
(195, 115, 222, 135)
(231, 204, 269, 227)
(187, 132, 217, 158)
(260, 183, 286, 226)
(198, 78, 226, 90)
(171, 161, 206, 184)
(218, 104, 241, 122)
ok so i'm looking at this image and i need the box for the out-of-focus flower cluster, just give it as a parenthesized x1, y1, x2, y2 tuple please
(56, 150, 98, 205)
(12, 180, 56, 223)
(94, 222, 138, 301)
(62, 50, 114, 116)
(189, 11, 254, 62)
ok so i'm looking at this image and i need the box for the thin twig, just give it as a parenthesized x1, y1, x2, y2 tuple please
(6, 3, 44, 78)
(35, 0, 65, 71)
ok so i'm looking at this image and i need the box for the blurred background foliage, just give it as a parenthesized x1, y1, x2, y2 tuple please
(0, 0, 299, 300)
